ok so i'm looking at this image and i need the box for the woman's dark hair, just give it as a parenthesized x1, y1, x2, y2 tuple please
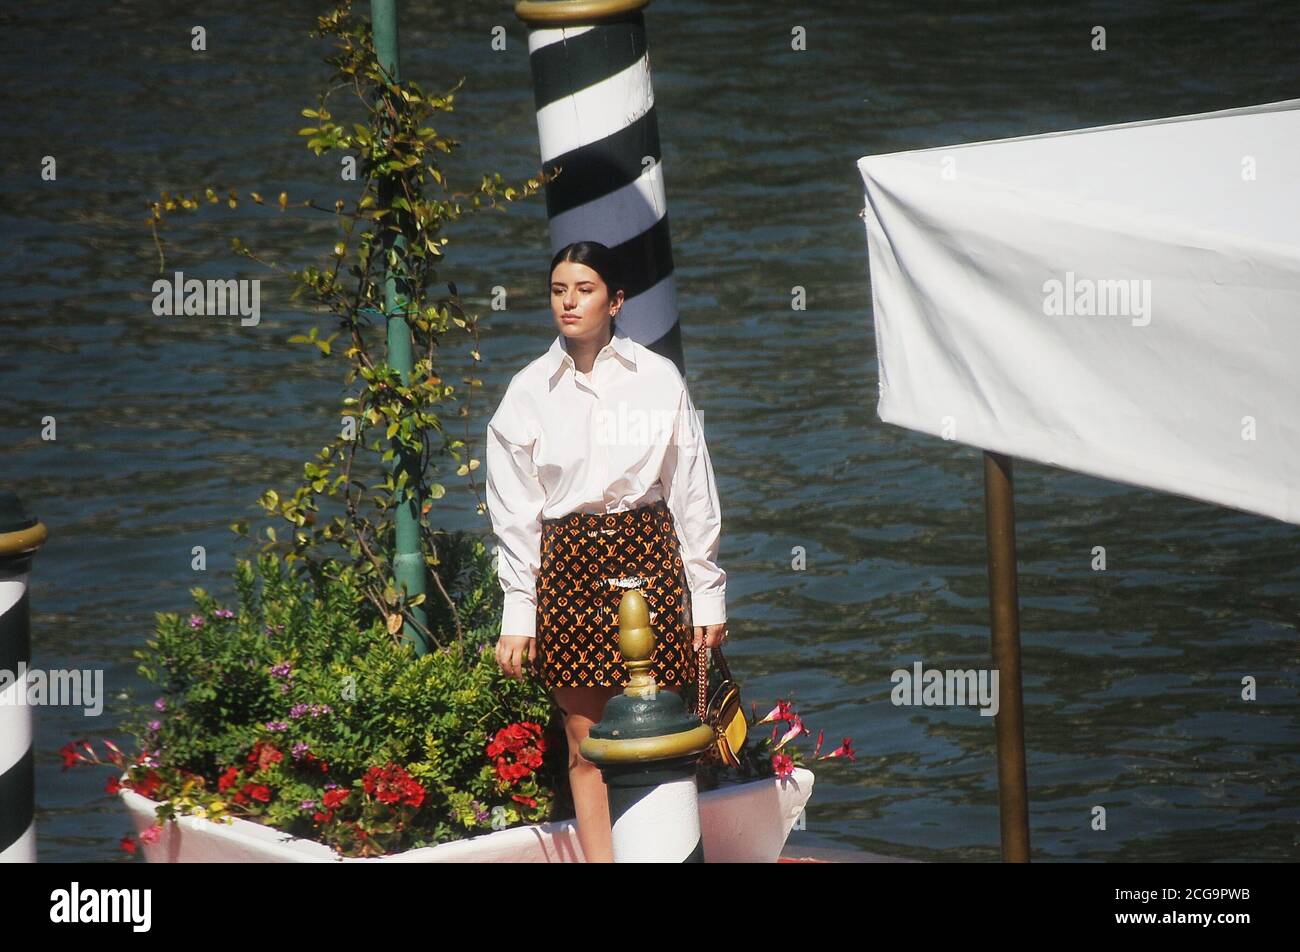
(548, 241, 626, 333)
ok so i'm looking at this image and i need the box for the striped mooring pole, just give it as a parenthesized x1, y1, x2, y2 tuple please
(580, 589, 714, 861)
(0, 492, 48, 863)
(515, 0, 687, 375)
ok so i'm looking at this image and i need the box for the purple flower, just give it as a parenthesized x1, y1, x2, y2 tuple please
(187, 615, 205, 629)
(270, 662, 293, 679)
(214, 608, 235, 619)
(291, 742, 309, 759)
(148, 720, 161, 732)
(311, 704, 332, 717)
(324, 781, 339, 791)
(265, 721, 288, 732)
(300, 799, 316, 811)
(153, 698, 167, 712)
(289, 703, 310, 719)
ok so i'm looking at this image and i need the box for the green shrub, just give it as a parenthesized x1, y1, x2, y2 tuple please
(122, 537, 566, 857)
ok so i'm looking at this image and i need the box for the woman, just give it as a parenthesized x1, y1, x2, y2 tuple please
(485, 240, 728, 862)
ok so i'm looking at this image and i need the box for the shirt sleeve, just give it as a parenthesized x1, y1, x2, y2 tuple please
(661, 384, 727, 627)
(485, 403, 547, 638)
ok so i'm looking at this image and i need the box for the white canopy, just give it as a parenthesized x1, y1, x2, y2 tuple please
(858, 99, 1300, 526)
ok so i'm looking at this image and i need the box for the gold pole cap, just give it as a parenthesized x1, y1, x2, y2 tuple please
(515, 0, 650, 26)
(0, 492, 47, 560)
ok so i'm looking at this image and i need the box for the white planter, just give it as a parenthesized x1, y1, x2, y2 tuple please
(119, 767, 814, 863)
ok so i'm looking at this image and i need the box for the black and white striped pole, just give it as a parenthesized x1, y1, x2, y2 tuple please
(515, 0, 687, 375)
(0, 493, 48, 863)
(580, 589, 714, 862)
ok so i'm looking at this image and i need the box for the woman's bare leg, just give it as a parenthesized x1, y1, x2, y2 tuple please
(553, 684, 623, 862)
(553, 682, 687, 862)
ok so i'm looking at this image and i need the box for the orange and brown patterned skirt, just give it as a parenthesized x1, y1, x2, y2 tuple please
(536, 498, 697, 689)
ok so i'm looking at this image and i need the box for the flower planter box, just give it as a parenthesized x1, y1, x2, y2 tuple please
(119, 767, 814, 863)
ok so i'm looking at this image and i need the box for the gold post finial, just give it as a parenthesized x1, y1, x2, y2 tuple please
(616, 587, 658, 698)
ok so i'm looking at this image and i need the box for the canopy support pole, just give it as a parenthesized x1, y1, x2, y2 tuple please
(983, 450, 1030, 861)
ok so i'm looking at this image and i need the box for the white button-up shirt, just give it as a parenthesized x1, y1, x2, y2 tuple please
(485, 322, 726, 638)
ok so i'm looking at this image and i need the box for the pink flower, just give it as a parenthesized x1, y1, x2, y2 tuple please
(754, 700, 795, 727)
(187, 615, 205, 629)
(773, 715, 808, 751)
(818, 737, 856, 762)
(139, 825, 163, 845)
(772, 753, 795, 778)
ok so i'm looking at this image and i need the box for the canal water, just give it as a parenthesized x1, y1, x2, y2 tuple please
(2, 0, 1296, 861)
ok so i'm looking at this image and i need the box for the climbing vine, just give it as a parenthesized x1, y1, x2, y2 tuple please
(146, 0, 552, 647)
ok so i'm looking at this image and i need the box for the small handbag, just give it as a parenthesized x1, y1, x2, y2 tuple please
(695, 643, 747, 768)
(679, 573, 747, 767)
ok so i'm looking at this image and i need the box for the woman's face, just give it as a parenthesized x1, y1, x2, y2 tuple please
(550, 260, 622, 343)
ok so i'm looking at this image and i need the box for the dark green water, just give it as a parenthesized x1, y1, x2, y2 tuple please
(1, 0, 1296, 861)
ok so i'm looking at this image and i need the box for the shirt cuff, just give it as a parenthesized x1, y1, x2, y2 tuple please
(501, 596, 537, 638)
(688, 590, 727, 627)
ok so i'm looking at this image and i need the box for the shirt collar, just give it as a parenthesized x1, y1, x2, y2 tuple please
(545, 322, 637, 385)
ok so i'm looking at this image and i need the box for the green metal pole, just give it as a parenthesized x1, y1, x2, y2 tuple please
(371, 0, 429, 654)
(983, 450, 1030, 861)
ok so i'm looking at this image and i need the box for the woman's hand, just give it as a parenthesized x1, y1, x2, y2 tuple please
(692, 623, 727, 651)
(496, 635, 537, 680)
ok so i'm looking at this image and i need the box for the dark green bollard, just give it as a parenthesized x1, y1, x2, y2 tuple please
(580, 588, 714, 862)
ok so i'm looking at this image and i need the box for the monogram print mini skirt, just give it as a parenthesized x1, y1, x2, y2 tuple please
(536, 498, 697, 689)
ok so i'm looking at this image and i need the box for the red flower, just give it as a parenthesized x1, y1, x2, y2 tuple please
(313, 810, 333, 823)
(244, 783, 272, 803)
(488, 722, 547, 786)
(487, 721, 546, 757)
(104, 776, 121, 795)
(217, 766, 241, 792)
(772, 753, 795, 778)
(511, 794, 538, 809)
(59, 740, 85, 770)
(128, 770, 162, 800)
(361, 764, 425, 809)
(323, 788, 351, 810)
(494, 761, 534, 784)
(246, 741, 283, 773)
(120, 835, 136, 855)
